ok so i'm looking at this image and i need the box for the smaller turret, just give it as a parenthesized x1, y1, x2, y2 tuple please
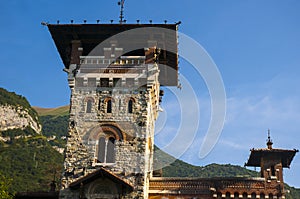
(245, 130, 298, 198)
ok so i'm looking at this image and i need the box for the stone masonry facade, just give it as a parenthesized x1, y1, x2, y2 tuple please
(59, 46, 161, 199)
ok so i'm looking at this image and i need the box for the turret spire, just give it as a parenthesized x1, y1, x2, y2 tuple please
(267, 129, 273, 149)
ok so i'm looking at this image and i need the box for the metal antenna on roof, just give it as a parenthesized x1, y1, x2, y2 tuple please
(118, 0, 125, 24)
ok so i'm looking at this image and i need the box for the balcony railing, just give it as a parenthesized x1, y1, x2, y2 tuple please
(149, 177, 266, 192)
(80, 56, 146, 68)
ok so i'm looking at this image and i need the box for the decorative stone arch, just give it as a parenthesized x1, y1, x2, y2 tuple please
(103, 97, 115, 103)
(84, 124, 125, 164)
(68, 168, 133, 199)
(86, 178, 119, 199)
(125, 97, 136, 103)
(87, 125, 124, 141)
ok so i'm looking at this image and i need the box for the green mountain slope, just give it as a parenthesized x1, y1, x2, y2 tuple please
(37, 106, 300, 198)
(33, 106, 69, 117)
(0, 128, 63, 193)
(0, 98, 299, 198)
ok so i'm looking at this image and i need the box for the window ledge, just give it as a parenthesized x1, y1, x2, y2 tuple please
(92, 162, 116, 167)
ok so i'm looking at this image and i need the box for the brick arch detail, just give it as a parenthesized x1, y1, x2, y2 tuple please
(84, 97, 95, 103)
(104, 97, 115, 103)
(125, 97, 136, 103)
(85, 124, 126, 142)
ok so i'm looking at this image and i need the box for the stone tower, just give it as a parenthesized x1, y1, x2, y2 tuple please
(47, 23, 178, 198)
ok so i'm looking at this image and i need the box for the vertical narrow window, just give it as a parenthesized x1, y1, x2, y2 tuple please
(107, 99, 112, 113)
(106, 137, 115, 163)
(271, 166, 275, 176)
(97, 137, 106, 163)
(234, 192, 239, 199)
(98, 99, 101, 110)
(128, 99, 133, 113)
(119, 99, 122, 110)
(86, 100, 92, 113)
(225, 192, 230, 199)
(260, 193, 265, 199)
(251, 193, 256, 199)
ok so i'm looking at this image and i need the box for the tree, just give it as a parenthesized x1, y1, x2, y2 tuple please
(0, 173, 14, 199)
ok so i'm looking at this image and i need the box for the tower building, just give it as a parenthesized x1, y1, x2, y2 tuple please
(47, 23, 178, 198)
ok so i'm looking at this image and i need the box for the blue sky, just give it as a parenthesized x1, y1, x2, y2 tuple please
(0, 0, 300, 187)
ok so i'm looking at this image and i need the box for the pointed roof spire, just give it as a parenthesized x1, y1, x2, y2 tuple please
(267, 129, 273, 149)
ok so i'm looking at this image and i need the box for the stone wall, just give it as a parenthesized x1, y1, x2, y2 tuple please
(60, 75, 160, 199)
(59, 44, 161, 198)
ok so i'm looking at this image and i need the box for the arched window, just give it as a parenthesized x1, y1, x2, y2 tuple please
(216, 192, 222, 199)
(97, 136, 115, 163)
(260, 193, 265, 199)
(234, 192, 239, 199)
(225, 192, 230, 199)
(251, 192, 256, 199)
(107, 99, 112, 113)
(277, 194, 282, 199)
(242, 192, 248, 199)
(128, 99, 133, 113)
(269, 193, 273, 199)
(86, 99, 93, 113)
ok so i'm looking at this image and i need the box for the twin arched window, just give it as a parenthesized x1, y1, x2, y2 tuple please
(97, 136, 115, 163)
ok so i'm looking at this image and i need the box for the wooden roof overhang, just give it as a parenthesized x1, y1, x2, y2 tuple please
(69, 168, 133, 191)
(47, 23, 179, 86)
(245, 148, 298, 168)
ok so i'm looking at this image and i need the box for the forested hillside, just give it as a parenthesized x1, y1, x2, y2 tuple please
(0, 128, 63, 193)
